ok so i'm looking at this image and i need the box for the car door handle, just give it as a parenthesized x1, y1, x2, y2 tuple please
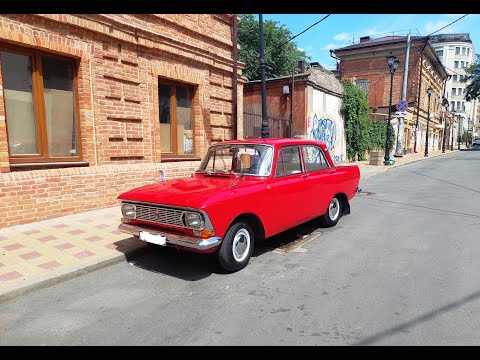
(329, 169, 336, 174)
(302, 173, 310, 178)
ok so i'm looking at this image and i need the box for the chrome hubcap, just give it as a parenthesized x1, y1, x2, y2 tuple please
(233, 228, 250, 262)
(328, 198, 340, 221)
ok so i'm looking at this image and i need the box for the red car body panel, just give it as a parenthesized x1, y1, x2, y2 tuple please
(118, 138, 360, 250)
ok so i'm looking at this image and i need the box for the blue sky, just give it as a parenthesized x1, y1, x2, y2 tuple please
(260, 14, 479, 70)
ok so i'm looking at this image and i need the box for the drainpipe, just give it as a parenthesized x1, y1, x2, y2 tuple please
(232, 14, 238, 140)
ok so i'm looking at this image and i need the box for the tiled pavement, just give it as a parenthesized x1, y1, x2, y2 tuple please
(0, 147, 461, 304)
(0, 206, 146, 304)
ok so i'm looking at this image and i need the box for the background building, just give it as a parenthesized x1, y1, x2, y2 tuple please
(333, 35, 449, 154)
(0, 14, 245, 227)
(430, 33, 477, 144)
(243, 62, 346, 164)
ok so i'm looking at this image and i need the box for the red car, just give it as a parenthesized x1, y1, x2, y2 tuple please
(117, 138, 360, 272)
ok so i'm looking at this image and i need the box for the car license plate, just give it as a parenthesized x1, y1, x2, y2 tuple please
(139, 231, 167, 246)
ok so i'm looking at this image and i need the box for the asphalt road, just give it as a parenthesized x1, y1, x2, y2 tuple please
(1, 148, 479, 345)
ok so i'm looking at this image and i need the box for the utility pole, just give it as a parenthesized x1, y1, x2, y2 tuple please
(414, 39, 429, 153)
(395, 33, 410, 157)
(259, 14, 269, 138)
(441, 78, 449, 153)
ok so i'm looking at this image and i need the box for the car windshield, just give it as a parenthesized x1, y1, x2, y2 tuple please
(198, 144, 274, 176)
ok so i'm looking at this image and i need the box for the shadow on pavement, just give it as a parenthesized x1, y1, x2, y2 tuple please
(355, 288, 480, 345)
(122, 217, 329, 280)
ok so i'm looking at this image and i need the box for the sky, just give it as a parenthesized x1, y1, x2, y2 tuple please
(260, 14, 479, 70)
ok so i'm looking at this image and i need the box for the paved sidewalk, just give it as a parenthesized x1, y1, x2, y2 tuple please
(0, 147, 461, 305)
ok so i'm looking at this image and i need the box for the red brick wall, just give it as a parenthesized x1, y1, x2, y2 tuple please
(340, 52, 421, 109)
(243, 79, 307, 137)
(0, 14, 244, 227)
(0, 162, 200, 228)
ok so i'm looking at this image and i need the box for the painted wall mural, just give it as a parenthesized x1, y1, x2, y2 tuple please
(307, 112, 345, 164)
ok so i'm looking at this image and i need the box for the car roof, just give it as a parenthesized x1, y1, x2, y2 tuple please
(212, 138, 328, 148)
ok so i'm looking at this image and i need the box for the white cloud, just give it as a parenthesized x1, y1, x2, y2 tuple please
(425, 20, 453, 34)
(320, 44, 338, 51)
(333, 32, 351, 41)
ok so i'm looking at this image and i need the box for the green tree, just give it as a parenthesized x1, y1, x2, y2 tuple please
(341, 79, 370, 161)
(237, 14, 309, 81)
(461, 54, 480, 102)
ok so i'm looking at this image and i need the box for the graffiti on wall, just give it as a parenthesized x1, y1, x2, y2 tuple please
(307, 112, 344, 164)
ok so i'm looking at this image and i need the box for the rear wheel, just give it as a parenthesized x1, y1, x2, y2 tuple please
(218, 220, 254, 272)
(319, 196, 342, 227)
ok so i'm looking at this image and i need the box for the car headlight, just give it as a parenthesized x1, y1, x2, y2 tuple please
(121, 203, 136, 218)
(183, 212, 202, 229)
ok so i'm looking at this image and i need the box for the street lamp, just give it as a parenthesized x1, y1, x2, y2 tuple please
(384, 52, 400, 165)
(424, 86, 433, 157)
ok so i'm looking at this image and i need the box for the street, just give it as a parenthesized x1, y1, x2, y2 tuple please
(1, 148, 479, 345)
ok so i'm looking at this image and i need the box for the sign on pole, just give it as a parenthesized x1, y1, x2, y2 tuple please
(396, 100, 408, 112)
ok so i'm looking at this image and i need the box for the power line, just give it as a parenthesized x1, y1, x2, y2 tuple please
(266, 14, 331, 56)
(425, 14, 469, 37)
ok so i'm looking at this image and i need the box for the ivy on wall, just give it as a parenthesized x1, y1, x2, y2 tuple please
(341, 78, 396, 161)
(341, 79, 370, 161)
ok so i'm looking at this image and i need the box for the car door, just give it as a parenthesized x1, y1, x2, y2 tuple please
(266, 145, 310, 235)
(301, 145, 335, 219)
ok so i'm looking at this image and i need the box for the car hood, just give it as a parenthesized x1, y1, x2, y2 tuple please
(117, 175, 250, 209)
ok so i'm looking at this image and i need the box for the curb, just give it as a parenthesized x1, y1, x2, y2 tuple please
(360, 149, 459, 180)
(0, 245, 146, 307)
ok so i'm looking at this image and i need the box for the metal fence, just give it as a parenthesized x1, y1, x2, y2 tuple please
(243, 111, 291, 139)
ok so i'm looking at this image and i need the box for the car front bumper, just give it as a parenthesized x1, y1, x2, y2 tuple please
(118, 223, 222, 251)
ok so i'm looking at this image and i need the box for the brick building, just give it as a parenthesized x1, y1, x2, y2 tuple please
(0, 14, 245, 227)
(332, 36, 449, 154)
(243, 62, 346, 164)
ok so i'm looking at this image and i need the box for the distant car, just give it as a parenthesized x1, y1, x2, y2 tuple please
(472, 138, 480, 146)
(117, 138, 360, 272)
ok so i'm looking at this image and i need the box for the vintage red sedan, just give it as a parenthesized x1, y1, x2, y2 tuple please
(117, 138, 360, 272)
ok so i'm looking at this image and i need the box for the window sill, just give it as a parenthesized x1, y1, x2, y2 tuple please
(161, 157, 201, 163)
(10, 161, 90, 171)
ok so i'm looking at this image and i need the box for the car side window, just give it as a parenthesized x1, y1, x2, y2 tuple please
(275, 146, 303, 177)
(302, 145, 330, 172)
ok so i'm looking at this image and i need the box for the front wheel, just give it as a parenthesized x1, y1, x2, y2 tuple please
(319, 196, 342, 227)
(218, 221, 254, 272)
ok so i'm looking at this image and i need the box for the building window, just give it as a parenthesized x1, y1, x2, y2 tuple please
(0, 46, 81, 165)
(458, 88, 463, 96)
(452, 88, 457, 96)
(457, 101, 462, 110)
(454, 61, 459, 68)
(452, 75, 458, 82)
(455, 47, 460, 55)
(354, 79, 369, 96)
(466, 62, 469, 68)
(158, 80, 194, 157)
(462, 102, 465, 111)
(467, 48, 470, 56)
(435, 49, 443, 57)
(462, 47, 466, 55)
(451, 101, 455, 110)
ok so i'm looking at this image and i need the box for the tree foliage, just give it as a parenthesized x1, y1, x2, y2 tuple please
(237, 14, 309, 81)
(341, 79, 370, 161)
(341, 79, 396, 161)
(461, 54, 480, 102)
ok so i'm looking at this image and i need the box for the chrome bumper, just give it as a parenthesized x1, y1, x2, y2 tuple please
(118, 223, 222, 251)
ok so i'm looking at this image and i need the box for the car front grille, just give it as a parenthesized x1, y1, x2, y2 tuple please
(134, 203, 184, 227)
